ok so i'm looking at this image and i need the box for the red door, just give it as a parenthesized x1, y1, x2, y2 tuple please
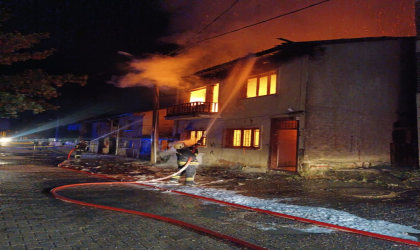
(270, 118, 298, 171)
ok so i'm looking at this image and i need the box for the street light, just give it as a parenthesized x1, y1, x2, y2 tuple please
(118, 51, 159, 163)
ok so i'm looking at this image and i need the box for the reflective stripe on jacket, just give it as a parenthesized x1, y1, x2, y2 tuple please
(176, 146, 199, 164)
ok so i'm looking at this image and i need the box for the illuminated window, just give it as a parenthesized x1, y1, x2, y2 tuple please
(187, 84, 219, 113)
(190, 88, 206, 102)
(246, 78, 257, 98)
(212, 83, 219, 112)
(185, 130, 207, 146)
(233, 130, 241, 146)
(246, 72, 277, 98)
(225, 128, 260, 148)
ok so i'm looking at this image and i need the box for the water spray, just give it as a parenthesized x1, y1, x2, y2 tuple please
(142, 56, 256, 182)
(138, 132, 207, 183)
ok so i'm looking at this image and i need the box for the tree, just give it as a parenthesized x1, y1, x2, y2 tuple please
(0, 8, 87, 118)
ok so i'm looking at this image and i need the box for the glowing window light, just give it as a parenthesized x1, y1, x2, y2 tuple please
(254, 129, 260, 147)
(226, 128, 260, 148)
(270, 74, 277, 94)
(246, 78, 257, 98)
(233, 130, 242, 146)
(189, 130, 206, 146)
(190, 88, 206, 102)
(213, 84, 219, 103)
(246, 72, 277, 98)
(243, 129, 252, 147)
(212, 84, 219, 112)
(258, 76, 268, 96)
(190, 131, 196, 143)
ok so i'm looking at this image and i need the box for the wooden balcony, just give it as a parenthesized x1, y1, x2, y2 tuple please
(165, 102, 219, 120)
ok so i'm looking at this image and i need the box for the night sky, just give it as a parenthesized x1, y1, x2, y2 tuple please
(1, 0, 415, 131)
(2, 0, 176, 129)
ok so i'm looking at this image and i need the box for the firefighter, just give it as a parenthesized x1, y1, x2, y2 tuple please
(33, 140, 39, 150)
(169, 141, 201, 185)
(74, 141, 88, 162)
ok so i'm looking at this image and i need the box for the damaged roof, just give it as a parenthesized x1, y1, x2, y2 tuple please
(194, 36, 415, 78)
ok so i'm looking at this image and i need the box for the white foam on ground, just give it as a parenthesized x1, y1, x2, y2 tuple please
(145, 184, 420, 241)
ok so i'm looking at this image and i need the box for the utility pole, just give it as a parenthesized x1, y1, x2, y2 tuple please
(116, 51, 159, 163)
(109, 119, 119, 155)
(151, 85, 159, 164)
(115, 123, 120, 156)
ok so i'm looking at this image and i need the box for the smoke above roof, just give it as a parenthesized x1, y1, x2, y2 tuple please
(113, 0, 415, 89)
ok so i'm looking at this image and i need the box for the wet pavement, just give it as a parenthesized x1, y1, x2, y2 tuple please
(1, 145, 419, 249)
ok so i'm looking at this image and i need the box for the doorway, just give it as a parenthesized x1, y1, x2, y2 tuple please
(270, 118, 298, 171)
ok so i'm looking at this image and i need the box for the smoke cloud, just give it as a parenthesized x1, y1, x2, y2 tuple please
(114, 0, 415, 89)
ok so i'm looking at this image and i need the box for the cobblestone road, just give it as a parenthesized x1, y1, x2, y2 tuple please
(1, 147, 419, 249)
(0, 157, 242, 249)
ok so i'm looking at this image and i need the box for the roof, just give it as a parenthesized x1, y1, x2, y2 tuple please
(194, 36, 415, 78)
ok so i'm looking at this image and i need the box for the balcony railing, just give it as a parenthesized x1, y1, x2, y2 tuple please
(167, 102, 218, 116)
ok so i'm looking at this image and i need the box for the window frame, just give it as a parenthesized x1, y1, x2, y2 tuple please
(225, 128, 261, 149)
(182, 130, 207, 146)
(245, 71, 277, 98)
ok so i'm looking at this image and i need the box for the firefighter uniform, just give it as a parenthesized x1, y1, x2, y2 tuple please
(169, 142, 199, 185)
(75, 141, 88, 161)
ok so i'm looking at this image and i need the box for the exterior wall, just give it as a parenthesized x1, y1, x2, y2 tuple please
(172, 38, 416, 172)
(118, 114, 144, 138)
(88, 110, 174, 157)
(174, 56, 308, 170)
(304, 39, 410, 169)
(116, 114, 144, 157)
(141, 109, 173, 136)
(89, 122, 111, 154)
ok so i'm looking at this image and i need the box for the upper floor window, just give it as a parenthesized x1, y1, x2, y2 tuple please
(190, 87, 206, 102)
(246, 72, 277, 98)
(124, 120, 134, 131)
(188, 84, 219, 112)
(225, 128, 260, 149)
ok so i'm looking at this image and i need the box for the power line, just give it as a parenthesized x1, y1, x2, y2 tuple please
(184, 0, 240, 46)
(169, 0, 240, 55)
(192, 0, 331, 44)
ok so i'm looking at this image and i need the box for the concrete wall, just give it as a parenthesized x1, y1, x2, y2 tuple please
(304, 39, 405, 169)
(141, 109, 173, 136)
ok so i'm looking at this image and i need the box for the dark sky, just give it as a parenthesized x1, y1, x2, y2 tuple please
(2, 0, 177, 127)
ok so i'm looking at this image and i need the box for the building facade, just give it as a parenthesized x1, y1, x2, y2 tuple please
(166, 37, 418, 173)
(88, 109, 174, 159)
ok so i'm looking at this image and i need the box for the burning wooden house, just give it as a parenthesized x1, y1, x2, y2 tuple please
(165, 36, 418, 173)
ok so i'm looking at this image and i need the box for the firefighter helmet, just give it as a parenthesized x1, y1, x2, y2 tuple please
(173, 142, 184, 150)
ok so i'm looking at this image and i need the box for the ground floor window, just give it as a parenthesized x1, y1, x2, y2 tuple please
(182, 130, 207, 146)
(225, 128, 260, 148)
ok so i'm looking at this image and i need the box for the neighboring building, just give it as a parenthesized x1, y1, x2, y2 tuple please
(0, 118, 10, 138)
(166, 37, 418, 173)
(88, 109, 174, 158)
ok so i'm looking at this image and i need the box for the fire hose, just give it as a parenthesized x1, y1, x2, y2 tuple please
(51, 168, 420, 248)
(60, 138, 202, 182)
(141, 137, 201, 183)
(53, 137, 420, 248)
(53, 138, 273, 249)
